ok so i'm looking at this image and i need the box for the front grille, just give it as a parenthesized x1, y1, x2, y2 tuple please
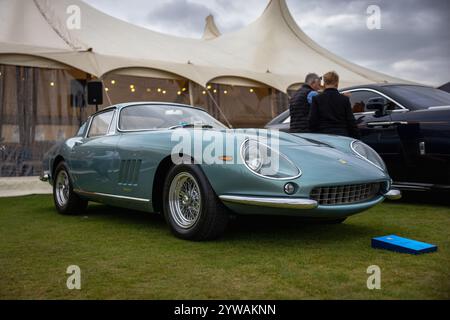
(310, 183, 382, 205)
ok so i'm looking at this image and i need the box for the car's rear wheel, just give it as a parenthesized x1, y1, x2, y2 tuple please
(53, 162, 88, 215)
(163, 164, 229, 241)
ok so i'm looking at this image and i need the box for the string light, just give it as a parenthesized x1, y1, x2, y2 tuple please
(131, 88, 136, 93)
(111, 80, 116, 85)
(177, 91, 182, 95)
(157, 88, 162, 93)
(223, 90, 228, 94)
(249, 88, 254, 93)
(50, 82, 55, 87)
(213, 89, 217, 93)
(207, 85, 212, 90)
(182, 88, 187, 92)
(130, 85, 135, 89)
(105, 87, 109, 92)
(146, 88, 151, 92)
(162, 90, 167, 94)
(202, 91, 207, 95)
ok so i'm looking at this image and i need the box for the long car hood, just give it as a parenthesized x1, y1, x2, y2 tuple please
(221, 129, 386, 183)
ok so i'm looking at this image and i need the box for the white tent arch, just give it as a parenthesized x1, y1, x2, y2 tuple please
(0, 0, 411, 91)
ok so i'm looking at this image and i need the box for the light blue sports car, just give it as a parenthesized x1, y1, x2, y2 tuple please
(42, 102, 401, 241)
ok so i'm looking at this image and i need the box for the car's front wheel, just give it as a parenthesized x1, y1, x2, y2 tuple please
(163, 164, 229, 241)
(53, 162, 88, 215)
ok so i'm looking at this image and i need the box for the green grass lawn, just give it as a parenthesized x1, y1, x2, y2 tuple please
(0, 195, 449, 300)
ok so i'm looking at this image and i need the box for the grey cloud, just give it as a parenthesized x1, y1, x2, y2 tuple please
(146, 0, 213, 37)
(82, 0, 450, 85)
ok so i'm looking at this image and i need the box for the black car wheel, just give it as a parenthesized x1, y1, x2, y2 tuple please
(163, 164, 229, 241)
(53, 162, 88, 215)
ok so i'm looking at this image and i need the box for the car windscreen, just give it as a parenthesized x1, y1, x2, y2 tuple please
(119, 104, 227, 131)
(385, 85, 450, 109)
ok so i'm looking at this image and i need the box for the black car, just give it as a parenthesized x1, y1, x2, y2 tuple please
(265, 84, 450, 192)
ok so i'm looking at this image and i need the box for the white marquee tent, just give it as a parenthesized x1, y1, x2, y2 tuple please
(0, 0, 411, 177)
(0, 0, 408, 91)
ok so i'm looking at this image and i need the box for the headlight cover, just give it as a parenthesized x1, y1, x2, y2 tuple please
(351, 141, 387, 171)
(241, 139, 301, 180)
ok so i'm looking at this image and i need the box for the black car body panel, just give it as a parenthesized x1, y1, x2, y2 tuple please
(265, 84, 450, 191)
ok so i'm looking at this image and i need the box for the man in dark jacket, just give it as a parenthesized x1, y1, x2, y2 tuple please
(309, 71, 361, 139)
(289, 73, 321, 133)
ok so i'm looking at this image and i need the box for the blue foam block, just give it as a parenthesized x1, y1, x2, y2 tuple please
(372, 235, 437, 255)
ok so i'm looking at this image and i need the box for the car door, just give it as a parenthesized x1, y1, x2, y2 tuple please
(345, 89, 406, 178)
(70, 109, 120, 195)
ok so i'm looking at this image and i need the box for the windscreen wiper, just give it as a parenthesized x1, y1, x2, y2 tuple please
(169, 123, 214, 130)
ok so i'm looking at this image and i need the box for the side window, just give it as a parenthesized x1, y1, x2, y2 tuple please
(88, 111, 114, 138)
(76, 121, 88, 137)
(347, 90, 399, 113)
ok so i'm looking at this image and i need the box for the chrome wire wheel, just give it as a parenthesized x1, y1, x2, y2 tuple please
(168, 172, 202, 229)
(55, 170, 70, 207)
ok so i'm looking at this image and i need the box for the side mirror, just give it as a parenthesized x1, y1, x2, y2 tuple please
(366, 97, 388, 117)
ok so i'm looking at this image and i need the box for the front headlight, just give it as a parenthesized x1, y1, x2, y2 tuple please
(351, 141, 387, 171)
(241, 139, 301, 180)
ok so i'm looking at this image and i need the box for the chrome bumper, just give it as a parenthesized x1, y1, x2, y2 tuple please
(384, 189, 402, 200)
(219, 195, 318, 209)
(39, 171, 50, 182)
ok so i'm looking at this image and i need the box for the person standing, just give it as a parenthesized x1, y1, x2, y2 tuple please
(309, 71, 361, 139)
(289, 73, 322, 133)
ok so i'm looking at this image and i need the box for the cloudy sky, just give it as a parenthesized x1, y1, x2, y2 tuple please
(82, 0, 450, 86)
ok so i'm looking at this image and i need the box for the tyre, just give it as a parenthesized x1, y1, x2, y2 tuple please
(53, 162, 88, 215)
(163, 164, 229, 241)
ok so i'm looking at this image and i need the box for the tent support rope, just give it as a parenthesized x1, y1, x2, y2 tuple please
(206, 89, 233, 129)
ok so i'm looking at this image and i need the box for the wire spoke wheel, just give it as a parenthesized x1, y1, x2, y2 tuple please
(55, 170, 70, 207)
(168, 172, 202, 229)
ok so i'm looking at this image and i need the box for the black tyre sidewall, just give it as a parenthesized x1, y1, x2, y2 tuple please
(53, 162, 86, 215)
(163, 164, 227, 240)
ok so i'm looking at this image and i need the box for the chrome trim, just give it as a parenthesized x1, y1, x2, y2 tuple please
(428, 106, 450, 110)
(106, 110, 117, 135)
(342, 88, 409, 111)
(351, 140, 386, 172)
(84, 116, 93, 139)
(367, 121, 409, 127)
(39, 172, 50, 182)
(239, 139, 302, 181)
(219, 195, 318, 209)
(74, 189, 150, 203)
(384, 189, 402, 200)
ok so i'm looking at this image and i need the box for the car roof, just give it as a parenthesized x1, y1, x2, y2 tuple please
(341, 83, 430, 92)
(90, 101, 207, 117)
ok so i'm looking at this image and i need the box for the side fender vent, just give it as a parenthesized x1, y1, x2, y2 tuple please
(118, 160, 142, 186)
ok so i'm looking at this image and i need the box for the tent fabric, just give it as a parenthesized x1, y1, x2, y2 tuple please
(0, 0, 411, 92)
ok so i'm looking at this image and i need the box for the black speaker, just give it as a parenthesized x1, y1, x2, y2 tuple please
(87, 81, 103, 105)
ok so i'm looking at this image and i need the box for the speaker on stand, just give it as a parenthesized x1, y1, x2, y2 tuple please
(87, 81, 103, 112)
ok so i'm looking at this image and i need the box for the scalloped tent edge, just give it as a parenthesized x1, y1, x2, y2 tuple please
(0, 0, 413, 93)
